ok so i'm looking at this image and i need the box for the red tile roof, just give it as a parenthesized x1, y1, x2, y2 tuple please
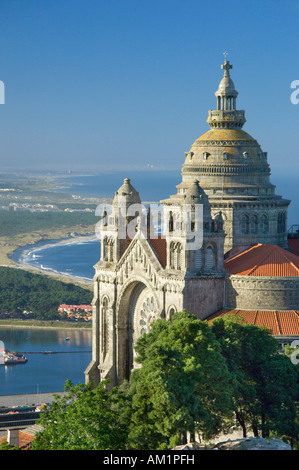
(148, 236, 167, 268)
(0, 429, 36, 449)
(224, 243, 299, 277)
(207, 308, 299, 336)
(120, 234, 167, 268)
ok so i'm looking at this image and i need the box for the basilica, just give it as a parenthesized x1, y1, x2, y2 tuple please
(85, 59, 299, 388)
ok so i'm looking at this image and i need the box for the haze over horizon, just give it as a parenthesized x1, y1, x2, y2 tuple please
(0, 0, 298, 178)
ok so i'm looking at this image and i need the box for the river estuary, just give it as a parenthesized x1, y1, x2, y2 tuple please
(0, 327, 92, 396)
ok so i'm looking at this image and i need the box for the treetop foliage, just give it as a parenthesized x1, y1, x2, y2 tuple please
(28, 311, 299, 451)
(0, 266, 92, 319)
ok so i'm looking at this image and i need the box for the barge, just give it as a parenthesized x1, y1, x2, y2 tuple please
(0, 349, 28, 365)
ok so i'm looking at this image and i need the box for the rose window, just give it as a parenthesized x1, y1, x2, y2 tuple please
(139, 296, 156, 335)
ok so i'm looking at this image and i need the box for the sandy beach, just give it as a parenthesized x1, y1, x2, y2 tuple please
(0, 226, 96, 290)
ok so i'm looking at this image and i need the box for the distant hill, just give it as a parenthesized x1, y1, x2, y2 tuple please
(0, 211, 96, 238)
(0, 266, 93, 320)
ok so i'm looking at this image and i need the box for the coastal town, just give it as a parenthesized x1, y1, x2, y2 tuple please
(0, 179, 110, 214)
(57, 304, 92, 322)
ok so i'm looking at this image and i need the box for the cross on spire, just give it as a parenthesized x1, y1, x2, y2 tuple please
(221, 53, 233, 73)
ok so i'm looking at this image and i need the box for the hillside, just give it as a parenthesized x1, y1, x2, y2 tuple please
(0, 266, 93, 320)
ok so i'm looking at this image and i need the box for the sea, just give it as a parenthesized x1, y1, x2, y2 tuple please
(12, 237, 100, 282)
(2, 169, 298, 396)
(51, 169, 299, 226)
(10, 169, 299, 282)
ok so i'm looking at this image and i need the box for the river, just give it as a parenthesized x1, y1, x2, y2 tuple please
(0, 327, 92, 396)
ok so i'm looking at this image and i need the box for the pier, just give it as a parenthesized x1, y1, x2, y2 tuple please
(20, 350, 91, 354)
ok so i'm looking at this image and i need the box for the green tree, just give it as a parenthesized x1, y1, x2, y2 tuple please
(210, 315, 299, 442)
(282, 343, 299, 448)
(31, 380, 129, 450)
(0, 267, 92, 319)
(127, 310, 233, 449)
(0, 441, 19, 450)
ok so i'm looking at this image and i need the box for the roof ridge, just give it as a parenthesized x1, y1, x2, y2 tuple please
(273, 245, 299, 275)
(225, 243, 261, 265)
(225, 243, 299, 277)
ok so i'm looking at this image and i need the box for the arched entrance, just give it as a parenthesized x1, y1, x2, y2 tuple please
(116, 280, 159, 383)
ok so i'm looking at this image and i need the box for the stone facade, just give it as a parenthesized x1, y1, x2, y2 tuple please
(85, 178, 226, 388)
(226, 275, 299, 311)
(85, 59, 296, 389)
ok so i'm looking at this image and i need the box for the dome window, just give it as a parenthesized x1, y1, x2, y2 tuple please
(185, 151, 194, 160)
(243, 151, 249, 159)
(223, 152, 228, 160)
(203, 152, 210, 160)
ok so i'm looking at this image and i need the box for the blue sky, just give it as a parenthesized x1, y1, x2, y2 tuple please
(0, 0, 298, 177)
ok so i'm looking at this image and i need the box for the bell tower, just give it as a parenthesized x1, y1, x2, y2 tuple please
(98, 177, 142, 265)
(160, 179, 226, 318)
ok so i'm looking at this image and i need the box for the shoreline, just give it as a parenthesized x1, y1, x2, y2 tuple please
(12, 233, 98, 288)
(12, 232, 99, 260)
(0, 320, 91, 330)
(0, 230, 98, 289)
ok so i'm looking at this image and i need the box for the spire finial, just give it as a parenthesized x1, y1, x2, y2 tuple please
(207, 56, 246, 128)
(221, 58, 233, 73)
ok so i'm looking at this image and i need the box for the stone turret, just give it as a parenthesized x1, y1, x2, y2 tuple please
(207, 59, 246, 129)
(99, 178, 141, 265)
(160, 178, 225, 276)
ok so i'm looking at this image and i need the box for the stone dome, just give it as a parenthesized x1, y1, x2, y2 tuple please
(216, 73, 237, 96)
(196, 128, 254, 142)
(181, 126, 272, 193)
(113, 177, 141, 207)
(183, 179, 212, 220)
(176, 59, 290, 252)
(184, 179, 206, 203)
(180, 60, 272, 193)
(185, 128, 269, 167)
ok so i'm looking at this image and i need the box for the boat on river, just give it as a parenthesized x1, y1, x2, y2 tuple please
(0, 349, 28, 365)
